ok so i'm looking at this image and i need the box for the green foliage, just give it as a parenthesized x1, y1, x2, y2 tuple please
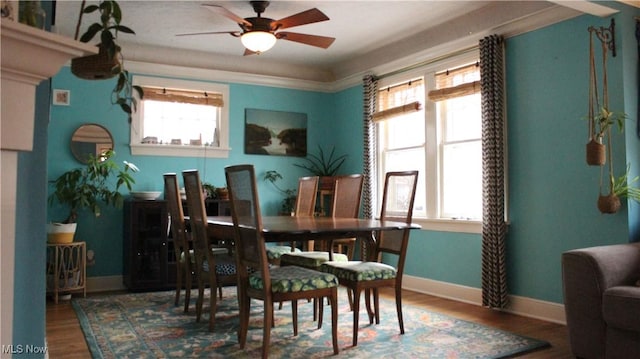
(611, 164, 640, 203)
(592, 107, 627, 139)
(77, 0, 143, 121)
(49, 150, 138, 223)
(263, 170, 296, 213)
(294, 145, 347, 176)
(202, 182, 217, 199)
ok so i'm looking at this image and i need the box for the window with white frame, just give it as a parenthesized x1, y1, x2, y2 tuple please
(375, 53, 482, 232)
(130, 76, 230, 158)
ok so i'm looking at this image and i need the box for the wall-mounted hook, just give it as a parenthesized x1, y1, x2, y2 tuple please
(588, 18, 616, 57)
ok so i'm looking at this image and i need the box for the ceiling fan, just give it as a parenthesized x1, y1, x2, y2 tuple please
(177, 1, 335, 55)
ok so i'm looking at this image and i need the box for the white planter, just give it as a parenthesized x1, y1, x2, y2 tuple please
(46, 223, 77, 244)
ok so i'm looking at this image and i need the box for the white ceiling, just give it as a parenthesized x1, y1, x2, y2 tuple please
(53, 1, 613, 84)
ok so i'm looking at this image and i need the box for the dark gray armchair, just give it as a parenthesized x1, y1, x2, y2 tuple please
(562, 242, 640, 359)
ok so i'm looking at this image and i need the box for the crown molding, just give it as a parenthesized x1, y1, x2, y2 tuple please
(119, 2, 584, 94)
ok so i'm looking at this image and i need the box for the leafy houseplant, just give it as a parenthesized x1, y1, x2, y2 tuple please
(263, 170, 296, 215)
(586, 107, 627, 166)
(71, 0, 143, 119)
(48, 150, 138, 224)
(294, 145, 347, 177)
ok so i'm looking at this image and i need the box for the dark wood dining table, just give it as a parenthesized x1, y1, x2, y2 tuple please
(205, 215, 421, 261)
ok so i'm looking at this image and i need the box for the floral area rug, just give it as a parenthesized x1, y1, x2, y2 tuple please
(72, 287, 550, 358)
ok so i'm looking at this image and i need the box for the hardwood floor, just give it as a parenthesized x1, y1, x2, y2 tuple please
(46, 288, 572, 358)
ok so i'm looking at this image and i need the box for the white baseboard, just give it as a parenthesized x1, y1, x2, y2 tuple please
(86, 275, 126, 292)
(84, 274, 566, 325)
(402, 275, 566, 325)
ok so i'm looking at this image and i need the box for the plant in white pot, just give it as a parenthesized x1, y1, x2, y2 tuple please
(47, 150, 138, 243)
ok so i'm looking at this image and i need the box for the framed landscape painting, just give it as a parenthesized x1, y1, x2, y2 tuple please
(244, 108, 307, 156)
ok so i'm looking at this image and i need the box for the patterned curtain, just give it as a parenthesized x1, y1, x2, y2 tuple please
(362, 75, 378, 219)
(479, 35, 508, 309)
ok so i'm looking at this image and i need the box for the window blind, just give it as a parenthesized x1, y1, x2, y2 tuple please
(428, 62, 480, 102)
(141, 86, 224, 107)
(373, 78, 423, 122)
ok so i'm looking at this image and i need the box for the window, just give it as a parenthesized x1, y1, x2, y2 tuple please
(375, 53, 482, 233)
(130, 76, 230, 158)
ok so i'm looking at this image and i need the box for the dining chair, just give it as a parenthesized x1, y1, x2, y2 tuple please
(264, 176, 318, 265)
(280, 174, 363, 269)
(224, 164, 339, 358)
(182, 169, 236, 332)
(320, 170, 418, 346)
(280, 174, 363, 316)
(164, 173, 194, 313)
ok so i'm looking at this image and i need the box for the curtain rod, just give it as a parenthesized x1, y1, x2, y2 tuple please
(377, 45, 479, 80)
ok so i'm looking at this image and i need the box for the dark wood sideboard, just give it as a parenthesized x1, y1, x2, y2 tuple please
(123, 198, 230, 291)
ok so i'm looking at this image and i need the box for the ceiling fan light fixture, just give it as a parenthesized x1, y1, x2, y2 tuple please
(241, 31, 277, 53)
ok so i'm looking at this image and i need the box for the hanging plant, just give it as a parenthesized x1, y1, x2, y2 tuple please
(71, 0, 143, 121)
(585, 21, 637, 214)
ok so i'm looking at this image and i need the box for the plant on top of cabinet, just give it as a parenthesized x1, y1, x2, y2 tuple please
(294, 145, 347, 176)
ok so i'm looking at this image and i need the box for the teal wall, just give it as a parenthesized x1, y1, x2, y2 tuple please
(11, 1, 52, 350)
(328, 8, 640, 304)
(12, 1, 639, 354)
(47, 68, 346, 277)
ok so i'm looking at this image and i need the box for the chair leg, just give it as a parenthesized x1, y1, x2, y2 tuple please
(374, 288, 381, 324)
(352, 288, 361, 347)
(395, 285, 404, 334)
(317, 297, 324, 329)
(184, 267, 192, 313)
(365, 288, 374, 324)
(262, 299, 273, 359)
(208, 278, 218, 332)
(196, 278, 205, 322)
(292, 299, 298, 336)
(174, 264, 182, 307)
(329, 288, 339, 355)
(238, 289, 250, 349)
(312, 298, 318, 321)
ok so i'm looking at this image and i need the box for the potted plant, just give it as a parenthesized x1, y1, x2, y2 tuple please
(48, 150, 138, 242)
(598, 164, 640, 214)
(294, 145, 347, 191)
(586, 107, 627, 166)
(71, 0, 143, 119)
(263, 170, 296, 215)
(202, 182, 217, 199)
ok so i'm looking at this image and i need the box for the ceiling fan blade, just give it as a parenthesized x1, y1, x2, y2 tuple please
(176, 31, 240, 37)
(202, 4, 252, 27)
(276, 32, 335, 49)
(272, 8, 329, 30)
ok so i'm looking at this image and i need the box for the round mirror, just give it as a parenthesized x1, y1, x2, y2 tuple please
(70, 124, 114, 164)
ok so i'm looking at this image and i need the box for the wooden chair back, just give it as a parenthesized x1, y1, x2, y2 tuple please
(164, 173, 189, 264)
(295, 176, 319, 217)
(224, 164, 270, 287)
(331, 174, 364, 219)
(182, 170, 215, 281)
(375, 171, 419, 274)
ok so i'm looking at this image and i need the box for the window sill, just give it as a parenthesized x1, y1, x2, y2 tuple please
(412, 218, 482, 234)
(130, 144, 231, 158)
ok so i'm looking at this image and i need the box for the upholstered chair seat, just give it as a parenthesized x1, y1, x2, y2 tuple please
(280, 251, 348, 269)
(320, 261, 397, 282)
(249, 265, 338, 293)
